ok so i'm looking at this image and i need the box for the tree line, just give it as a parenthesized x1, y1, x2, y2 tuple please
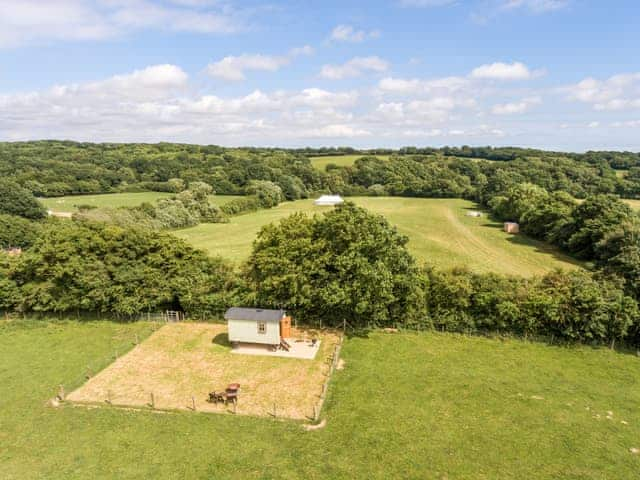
(2, 200, 640, 348)
(2, 141, 640, 199)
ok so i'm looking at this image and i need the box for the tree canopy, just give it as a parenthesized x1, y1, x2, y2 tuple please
(0, 179, 47, 220)
(246, 202, 424, 328)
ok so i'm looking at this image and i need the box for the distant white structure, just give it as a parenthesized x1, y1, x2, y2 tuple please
(504, 222, 520, 234)
(314, 194, 344, 206)
(466, 211, 482, 218)
(48, 210, 73, 218)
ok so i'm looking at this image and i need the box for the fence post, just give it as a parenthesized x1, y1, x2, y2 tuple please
(313, 404, 318, 421)
(191, 395, 196, 411)
(273, 402, 277, 419)
(150, 392, 155, 409)
(106, 390, 112, 404)
(58, 384, 65, 401)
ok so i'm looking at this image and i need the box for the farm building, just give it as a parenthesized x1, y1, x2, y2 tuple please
(466, 211, 482, 217)
(314, 194, 344, 206)
(225, 308, 291, 346)
(504, 222, 520, 234)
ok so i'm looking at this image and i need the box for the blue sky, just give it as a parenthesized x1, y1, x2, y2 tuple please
(0, 0, 639, 150)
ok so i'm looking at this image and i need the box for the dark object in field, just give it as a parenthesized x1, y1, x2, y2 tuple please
(208, 384, 240, 405)
(311, 338, 318, 347)
(208, 391, 225, 403)
(279, 338, 291, 351)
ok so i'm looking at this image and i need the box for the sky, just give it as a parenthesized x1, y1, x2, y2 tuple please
(0, 0, 639, 151)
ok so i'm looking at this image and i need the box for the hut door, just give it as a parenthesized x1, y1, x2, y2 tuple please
(280, 316, 292, 338)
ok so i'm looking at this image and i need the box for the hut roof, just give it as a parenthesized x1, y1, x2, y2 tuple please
(224, 308, 285, 323)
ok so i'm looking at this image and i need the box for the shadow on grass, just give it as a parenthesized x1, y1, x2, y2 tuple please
(212, 332, 231, 347)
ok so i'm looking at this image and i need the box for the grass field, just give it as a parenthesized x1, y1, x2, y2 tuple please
(309, 154, 389, 170)
(624, 199, 640, 210)
(2, 319, 639, 479)
(175, 197, 581, 276)
(67, 323, 338, 419)
(40, 192, 243, 212)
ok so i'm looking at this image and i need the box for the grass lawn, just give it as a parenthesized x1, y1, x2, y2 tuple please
(309, 154, 389, 170)
(1, 320, 639, 479)
(623, 199, 640, 210)
(67, 323, 339, 420)
(174, 197, 581, 276)
(39, 192, 243, 212)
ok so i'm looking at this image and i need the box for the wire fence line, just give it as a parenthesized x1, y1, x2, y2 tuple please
(55, 321, 164, 400)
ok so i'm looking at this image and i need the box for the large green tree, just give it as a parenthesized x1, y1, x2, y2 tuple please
(0, 179, 47, 220)
(245, 202, 425, 328)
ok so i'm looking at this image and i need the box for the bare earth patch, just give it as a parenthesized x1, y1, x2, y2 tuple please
(67, 323, 340, 420)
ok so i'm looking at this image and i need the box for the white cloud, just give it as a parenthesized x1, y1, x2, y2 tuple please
(500, 0, 569, 13)
(470, 61, 534, 80)
(401, 128, 444, 137)
(491, 96, 541, 114)
(329, 24, 380, 43)
(320, 56, 389, 80)
(307, 124, 371, 138)
(0, 65, 369, 144)
(0, 0, 244, 48)
(207, 46, 313, 81)
(566, 73, 640, 111)
(378, 76, 468, 95)
(587, 121, 600, 128)
(472, 0, 569, 22)
(612, 120, 640, 128)
(290, 88, 359, 108)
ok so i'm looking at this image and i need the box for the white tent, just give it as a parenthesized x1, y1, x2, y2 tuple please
(314, 194, 344, 206)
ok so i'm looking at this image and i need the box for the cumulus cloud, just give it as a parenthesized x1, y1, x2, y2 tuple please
(378, 76, 469, 95)
(566, 73, 640, 111)
(329, 24, 380, 43)
(0, 0, 245, 48)
(320, 57, 389, 80)
(470, 62, 534, 80)
(207, 46, 313, 81)
(6, 58, 634, 148)
(491, 96, 541, 114)
(0, 64, 370, 144)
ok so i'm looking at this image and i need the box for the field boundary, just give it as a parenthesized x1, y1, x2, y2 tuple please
(58, 323, 344, 423)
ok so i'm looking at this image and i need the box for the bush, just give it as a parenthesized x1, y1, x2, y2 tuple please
(220, 196, 263, 216)
(244, 180, 283, 208)
(6, 220, 237, 317)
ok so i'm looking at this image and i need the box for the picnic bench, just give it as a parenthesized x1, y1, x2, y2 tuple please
(208, 383, 240, 405)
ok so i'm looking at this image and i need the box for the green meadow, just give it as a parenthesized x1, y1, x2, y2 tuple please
(1, 320, 638, 479)
(309, 154, 389, 170)
(175, 197, 582, 276)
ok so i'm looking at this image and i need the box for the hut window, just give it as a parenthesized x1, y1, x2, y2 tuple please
(257, 322, 266, 334)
